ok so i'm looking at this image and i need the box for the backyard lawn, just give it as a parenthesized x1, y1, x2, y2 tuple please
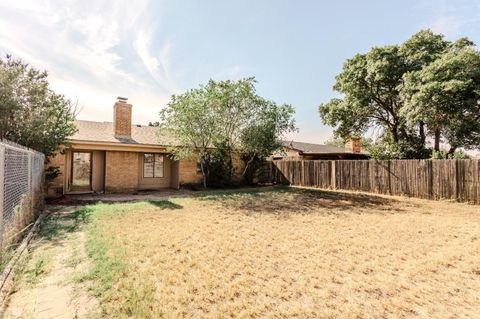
(4, 187, 480, 318)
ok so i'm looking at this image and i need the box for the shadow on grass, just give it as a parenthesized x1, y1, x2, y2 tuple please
(37, 206, 94, 242)
(146, 200, 183, 210)
(197, 186, 402, 215)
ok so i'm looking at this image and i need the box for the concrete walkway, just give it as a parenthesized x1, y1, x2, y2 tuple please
(2, 207, 99, 319)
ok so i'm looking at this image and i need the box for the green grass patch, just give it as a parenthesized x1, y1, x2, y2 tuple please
(37, 206, 93, 240)
(80, 201, 172, 318)
(13, 252, 51, 287)
(23, 254, 49, 284)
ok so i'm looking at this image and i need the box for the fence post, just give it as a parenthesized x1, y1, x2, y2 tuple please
(387, 160, 392, 195)
(454, 159, 459, 201)
(0, 144, 4, 253)
(331, 160, 336, 189)
(427, 160, 433, 199)
(28, 152, 33, 211)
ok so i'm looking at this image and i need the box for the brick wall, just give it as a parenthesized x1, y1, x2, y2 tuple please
(345, 138, 361, 153)
(178, 155, 245, 185)
(113, 102, 132, 137)
(179, 157, 203, 184)
(105, 151, 139, 192)
(138, 153, 173, 189)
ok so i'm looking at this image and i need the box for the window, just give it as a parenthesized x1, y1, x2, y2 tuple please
(143, 154, 164, 178)
(154, 154, 164, 177)
(196, 161, 203, 173)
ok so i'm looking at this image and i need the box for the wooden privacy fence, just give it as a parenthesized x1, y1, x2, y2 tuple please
(267, 159, 480, 204)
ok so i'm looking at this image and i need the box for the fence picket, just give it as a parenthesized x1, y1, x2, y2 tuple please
(267, 159, 480, 204)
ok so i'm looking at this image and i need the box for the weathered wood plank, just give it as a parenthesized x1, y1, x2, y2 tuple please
(268, 159, 479, 204)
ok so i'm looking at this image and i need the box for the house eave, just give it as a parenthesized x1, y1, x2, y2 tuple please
(66, 139, 170, 153)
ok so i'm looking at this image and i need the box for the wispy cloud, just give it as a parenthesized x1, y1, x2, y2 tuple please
(422, 0, 480, 38)
(133, 29, 179, 94)
(0, 0, 178, 123)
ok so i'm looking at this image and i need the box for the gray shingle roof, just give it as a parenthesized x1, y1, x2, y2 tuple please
(70, 121, 367, 155)
(69, 120, 178, 146)
(282, 140, 368, 155)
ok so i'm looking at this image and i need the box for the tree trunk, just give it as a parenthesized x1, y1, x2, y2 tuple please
(200, 161, 207, 188)
(446, 146, 457, 157)
(226, 149, 233, 185)
(419, 121, 426, 146)
(242, 156, 255, 177)
(434, 129, 441, 152)
(391, 123, 399, 143)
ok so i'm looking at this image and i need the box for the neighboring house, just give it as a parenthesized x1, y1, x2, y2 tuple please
(46, 97, 243, 197)
(273, 140, 369, 160)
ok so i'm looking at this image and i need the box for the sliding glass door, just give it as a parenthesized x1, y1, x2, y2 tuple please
(71, 152, 92, 191)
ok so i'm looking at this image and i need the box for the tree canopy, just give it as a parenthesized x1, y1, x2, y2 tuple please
(319, 30, 480, 159)
(401, 46, 480, 153)
(159, 77, 296, 187)
(0, 55, 77, 155)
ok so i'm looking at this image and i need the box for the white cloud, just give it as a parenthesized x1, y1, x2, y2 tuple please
(133, 30, 179, 94)
(422, 0, 480, 38)
(0, 0, 177, 124)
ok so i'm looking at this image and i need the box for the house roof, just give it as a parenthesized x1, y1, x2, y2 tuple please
(282, 140, 369, 155)
(70, 120, 367, 156)
(69, 120, 177, 146)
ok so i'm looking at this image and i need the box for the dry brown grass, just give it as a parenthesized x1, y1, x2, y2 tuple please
(89, 187, 480, 318)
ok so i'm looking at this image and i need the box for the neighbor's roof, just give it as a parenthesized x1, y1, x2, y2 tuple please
(282, 140, 368, 155)
(69, 120, 178, 146)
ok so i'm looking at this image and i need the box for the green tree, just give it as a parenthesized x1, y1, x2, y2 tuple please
(402, 46, 480, 155)
(159, 83, 217, 188)
(0, 55, 77, 155)
(318, 29, 479, 158)
(431, 149, 470, 159)
(240, 100, 295, 184)
(318, 45, 409, 144)
(159, 77, 296, 187)
(201, 77, 261, 185)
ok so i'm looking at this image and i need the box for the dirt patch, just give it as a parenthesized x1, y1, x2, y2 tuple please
(1, 207, 99, 319)
(5, 188, 480, 318)
(81, 188, 480, 318)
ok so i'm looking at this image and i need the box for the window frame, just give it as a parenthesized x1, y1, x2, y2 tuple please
(70, 151, 93, 191)
(143, 153, 164, 178)
(196, 161, 203, 173)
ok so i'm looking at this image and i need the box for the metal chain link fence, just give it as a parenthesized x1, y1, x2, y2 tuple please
(0, 139, 45, 254)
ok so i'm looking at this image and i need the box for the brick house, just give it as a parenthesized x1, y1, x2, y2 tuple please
(47, 97, 244, 197)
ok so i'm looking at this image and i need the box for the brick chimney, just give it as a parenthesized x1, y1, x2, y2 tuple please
(345, 137, 361, 153)
(113, 97, 132, 137)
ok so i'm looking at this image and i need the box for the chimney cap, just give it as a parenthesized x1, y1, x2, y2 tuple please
(117, 96, 128, 103)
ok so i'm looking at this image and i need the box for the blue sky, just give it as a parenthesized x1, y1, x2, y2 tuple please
(1, 0, 479, 143)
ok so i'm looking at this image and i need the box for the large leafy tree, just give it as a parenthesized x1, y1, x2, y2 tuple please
(0, 55, 77, 155)
(240, 100, 295, 183)
(402, 46, 480, 154)
(319, 30, 480, 158)
(159, 77, 296, 187)
(159, 83, 217, 188)
(201, 78, 261, 185)
(319, 45, 408, 142)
